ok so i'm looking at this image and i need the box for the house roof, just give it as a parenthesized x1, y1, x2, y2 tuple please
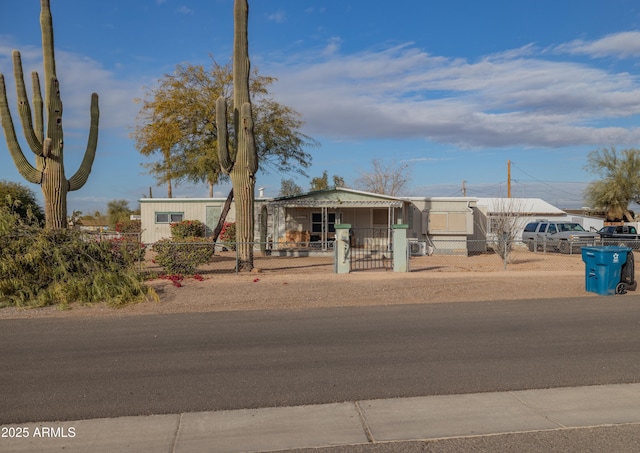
(77, 218, 109, 227)
(475, 197, 565, 215)
(269, 187, 404, 208)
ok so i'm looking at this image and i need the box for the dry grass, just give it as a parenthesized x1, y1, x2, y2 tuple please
(0, 249, 610, 320)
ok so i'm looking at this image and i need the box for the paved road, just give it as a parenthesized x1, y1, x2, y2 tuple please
(3, 296, 640, 425)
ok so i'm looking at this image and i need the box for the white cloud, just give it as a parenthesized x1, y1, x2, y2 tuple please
(267, 11, 287, 24)
(0, 38, 145, 138)
(554, 31, 640, 59)
(176, 6, 194, 15)
(265, 39, 640, 149)
(5, 29, 640, 166)
(322, 37, 342, 56)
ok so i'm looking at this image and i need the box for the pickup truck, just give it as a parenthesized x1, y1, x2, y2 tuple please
(522, 221, 598, 253)
(597, 225, 640, 247)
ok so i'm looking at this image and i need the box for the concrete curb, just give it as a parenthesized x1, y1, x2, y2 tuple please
(3, 383, 640, 452)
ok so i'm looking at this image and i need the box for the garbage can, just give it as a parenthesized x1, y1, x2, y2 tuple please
(581, 246, 632, 295)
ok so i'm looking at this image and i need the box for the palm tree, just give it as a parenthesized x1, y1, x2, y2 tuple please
(584, 147, 640, 221)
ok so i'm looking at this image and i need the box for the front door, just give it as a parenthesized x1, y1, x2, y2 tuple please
(205, 206, 221, 237)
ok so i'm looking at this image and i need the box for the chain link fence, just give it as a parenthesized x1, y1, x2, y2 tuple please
(78, 234, 640, 275)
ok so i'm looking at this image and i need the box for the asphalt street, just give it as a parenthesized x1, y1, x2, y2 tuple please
(2, 296, 640, 426)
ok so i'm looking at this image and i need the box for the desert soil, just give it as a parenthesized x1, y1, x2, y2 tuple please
(0, 250, 606, 320)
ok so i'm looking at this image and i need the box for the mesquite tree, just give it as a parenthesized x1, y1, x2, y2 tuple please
(217, 0, 258, 271)
(0, 0, 99, 229)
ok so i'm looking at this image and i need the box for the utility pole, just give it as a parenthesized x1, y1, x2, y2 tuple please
(462, 180, 467, 197)
(507, 160, 511, 198)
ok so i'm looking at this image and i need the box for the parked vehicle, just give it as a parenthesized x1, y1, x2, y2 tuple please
(597, 225, 640, 248)
(522, 221, 598, 253)
(597, 225, 640, 239)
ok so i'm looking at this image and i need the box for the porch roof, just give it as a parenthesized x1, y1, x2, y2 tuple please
(269, 187, 405, 208)
(268, 200, 403, 208)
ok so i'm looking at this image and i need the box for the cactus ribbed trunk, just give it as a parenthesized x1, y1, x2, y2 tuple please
(217, 0, 258, 272)
(42, 153, 68, 229)
(0, 0, 99, 229)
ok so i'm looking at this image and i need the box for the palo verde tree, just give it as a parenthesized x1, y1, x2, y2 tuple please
(216, 0, 258, 272)
(584, 147, 640, 222)
(279, 178, 303, 197)
(0, 0, 99, 229)
(309, 170, 346, 192)
(132, 60, 315, 198)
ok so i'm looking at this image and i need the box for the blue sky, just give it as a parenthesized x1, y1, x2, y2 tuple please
(2, 1, 640, 213)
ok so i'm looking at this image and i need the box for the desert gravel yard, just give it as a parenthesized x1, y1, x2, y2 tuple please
(0, 250, 612, 319)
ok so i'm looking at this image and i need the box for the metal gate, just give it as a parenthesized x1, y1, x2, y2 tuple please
(349, 228, 393, 271)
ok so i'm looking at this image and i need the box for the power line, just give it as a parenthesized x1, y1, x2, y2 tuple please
(510, 162, 587, 198)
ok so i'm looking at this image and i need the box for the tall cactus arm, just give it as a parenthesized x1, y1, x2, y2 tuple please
(32, 72, 44, 144)
(31, 71, 45, 171)
(241, 102, 258, 174)
(68, 93, 99, 191)
(233, 0, 251, 107)
(0, 74, 43, 184)
(12, 51, 43, 155)
(216, 96, 232, 173)
(40, 0, 56, 103)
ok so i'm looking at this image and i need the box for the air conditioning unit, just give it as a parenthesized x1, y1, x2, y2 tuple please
(409, 240, 428, 256)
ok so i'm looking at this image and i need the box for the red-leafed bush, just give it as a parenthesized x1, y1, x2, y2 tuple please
(170, 220, 205, 239)
(115, 219, 141, 233)
(152, 237, 214, 275)
(219, 222, 236, 250)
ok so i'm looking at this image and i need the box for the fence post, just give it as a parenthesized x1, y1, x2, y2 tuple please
(334, 224, 351, 274)
(392, 224, 409, 272)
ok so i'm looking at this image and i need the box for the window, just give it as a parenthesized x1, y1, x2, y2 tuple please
(311, 212, 336, 233)
(155, 212, 184, 224)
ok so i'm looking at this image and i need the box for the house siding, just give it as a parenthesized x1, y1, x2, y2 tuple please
(140, 198, 237, 243)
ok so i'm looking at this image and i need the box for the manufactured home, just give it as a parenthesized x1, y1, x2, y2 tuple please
(139, 190, 587, 256)
(139, 189, 482, 255)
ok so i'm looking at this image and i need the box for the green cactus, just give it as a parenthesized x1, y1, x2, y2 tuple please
(0, 0, 99, 229)
(216, 0, 258, 271)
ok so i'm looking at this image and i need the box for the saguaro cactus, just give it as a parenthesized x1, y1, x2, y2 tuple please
(216, 0, 258, 272)
(0, 0, 99, 229)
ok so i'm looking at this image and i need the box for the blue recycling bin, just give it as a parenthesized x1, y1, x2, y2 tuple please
(581, 246, 631, 295)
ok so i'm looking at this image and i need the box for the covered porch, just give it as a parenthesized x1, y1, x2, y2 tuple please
(266, 189, 406, 251)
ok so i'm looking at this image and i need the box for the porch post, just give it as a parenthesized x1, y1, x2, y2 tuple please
(321, 206, 326, 250)
(392, 224, 409, 272)
(334, 223, 351, 274)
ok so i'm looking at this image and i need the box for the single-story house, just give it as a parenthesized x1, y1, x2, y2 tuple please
(140, 197, 239, 244)
(138, 190, 596, 256)
(139, 189, 482, 255)
(74, 218, 109, 232)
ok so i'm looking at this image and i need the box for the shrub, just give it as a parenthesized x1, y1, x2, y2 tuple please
(152, 237, 214, 275)
(219, 222, 236, 250)
(0, 208, 155, 308)
(171, 220, 205, 239)
(116, 219, 141, 233)
(0, 180, 45, 225)
(108, 236, 147, 266)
